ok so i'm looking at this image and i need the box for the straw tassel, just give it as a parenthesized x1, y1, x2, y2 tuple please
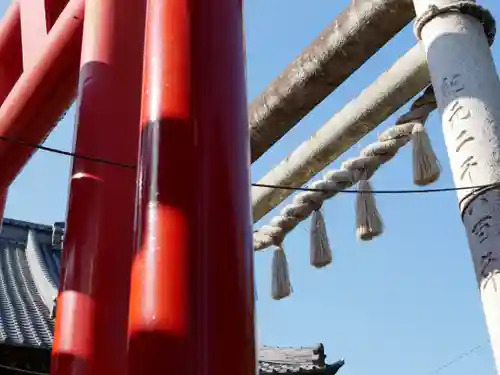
(411, 122, 440, 186)
(271, 245, 292, 300)
(310, 208, 332, 268)
(356, 177, 383, 241)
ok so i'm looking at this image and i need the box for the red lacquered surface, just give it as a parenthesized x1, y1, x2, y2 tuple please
(51, 0, 146, 374)
(128, 1, 256, 375)
(0, 0, 83, 193)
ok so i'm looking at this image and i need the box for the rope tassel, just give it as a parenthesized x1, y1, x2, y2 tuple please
(356, 178, 383, 241)
(412, 123, 440, 186)
(253, 86, 437, 252)
(271, 245, 292, 300)
(310, 208, 332, 268)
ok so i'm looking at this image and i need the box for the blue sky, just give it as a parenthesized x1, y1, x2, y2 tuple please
(1, 1, 500, 374)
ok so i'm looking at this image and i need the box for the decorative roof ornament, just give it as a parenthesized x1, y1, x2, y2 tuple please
(51, 221, 65, 249)
(259, 344, 344, 375)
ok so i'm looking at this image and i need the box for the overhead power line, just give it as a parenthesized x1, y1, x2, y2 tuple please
(1, 134, 499, 195)
(426, 343, 485, 375)
(252, 182, 500, 195)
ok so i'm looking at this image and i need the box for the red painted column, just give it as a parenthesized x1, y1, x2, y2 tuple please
(19, 0, 50, 71)
(50, 0, 145, 374)
(0, 0, 74, 107)
(0, 6, 19, 232)
(128, 0, 256, 375)
(0, 3, 22, 105)
(0, 5, 20, 238)
(0, 0, 83, 193)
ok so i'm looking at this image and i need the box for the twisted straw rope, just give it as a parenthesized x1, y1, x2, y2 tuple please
(253, 86, 437, 251)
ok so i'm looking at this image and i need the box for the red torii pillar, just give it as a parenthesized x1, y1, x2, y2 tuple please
(0, 3, 22, 227)
(0, 5, 18, 226)
(128, 1, 257, 375)
(0, 0, 70, 229)
(50, 1, 145, 374)
(0, 0, 82, 193)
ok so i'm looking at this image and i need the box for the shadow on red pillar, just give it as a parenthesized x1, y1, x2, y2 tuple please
(128, 0, 256, 375)
(50, 1, 146, 375)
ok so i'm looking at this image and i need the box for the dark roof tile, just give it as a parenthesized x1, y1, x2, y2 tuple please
(0, 218, 344, 374)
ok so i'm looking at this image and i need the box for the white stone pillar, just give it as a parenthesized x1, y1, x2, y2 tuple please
(412, 0, 500, 372)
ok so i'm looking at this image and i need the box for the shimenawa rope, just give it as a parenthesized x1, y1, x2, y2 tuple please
(253, 86, 440, 300)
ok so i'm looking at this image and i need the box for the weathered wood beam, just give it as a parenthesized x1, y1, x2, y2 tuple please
(252, 45, 430, 222)
(249, 0, 416, 162)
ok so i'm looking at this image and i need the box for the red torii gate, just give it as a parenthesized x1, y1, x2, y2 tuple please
(0, 2, 255, 375)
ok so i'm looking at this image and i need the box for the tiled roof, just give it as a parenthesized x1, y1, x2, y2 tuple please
(0, 218, 344, 374)
(0, 219, 60, 348)
(259, 345, 344, 374)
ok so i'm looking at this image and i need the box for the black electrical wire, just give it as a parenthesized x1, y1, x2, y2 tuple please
(0, 136, 490, 374)
(426, 343, 485, 374)
(251, 182, 500, 194)
(2, 134, 498, 195)
(0, 136, 136, 169)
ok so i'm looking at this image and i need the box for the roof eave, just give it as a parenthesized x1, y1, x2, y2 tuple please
(259, 359, 345, 375)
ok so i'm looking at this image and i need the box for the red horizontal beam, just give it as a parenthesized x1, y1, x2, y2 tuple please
(0, 3, 22, 105)
(0, 0, 84, 192)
